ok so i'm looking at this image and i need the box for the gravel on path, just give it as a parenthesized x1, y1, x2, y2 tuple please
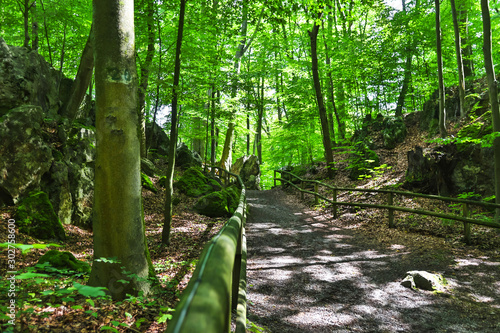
(245, 188, 500, 333)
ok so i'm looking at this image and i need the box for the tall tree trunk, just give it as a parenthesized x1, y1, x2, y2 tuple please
(162, 0, 186, 246)
(89, 0, 152, 300)
(138, 0, 155, 159)
(219, 1, 264, 170)
(322, 16, 337, 146)
(435, 0, 447, 137)
(480, 0, 500, 219)
(256, 77, 264, 164)
(459, 0, 474, 79)
(450, 0, 466, 118)
(147, 5, 163, 154)
(21, 0, 31, 48)
(210, 87, 216, 169)
(62, 26, 94, 123)
(309, 14, 335, 178)
(39, 0, 52, 65)
(31, 1, 38, 51)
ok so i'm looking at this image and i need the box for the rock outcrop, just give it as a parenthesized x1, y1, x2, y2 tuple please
(0, 106, 53, 206)
(230, 155, 261, 190)
(405, 144, 494, 197)
(0, 37, 62, 118)
(0, 41, 95, 229)
(176, 142, 202, 169)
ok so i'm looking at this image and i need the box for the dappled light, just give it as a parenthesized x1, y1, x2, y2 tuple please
(246, 188, 500, 332)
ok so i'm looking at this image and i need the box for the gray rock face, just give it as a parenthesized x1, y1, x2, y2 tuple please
(0, 106, 54, 206)
(405, 144, 494, 197)
(0, 38, 61, 118)
(146, 122, 169, 156)
(141, 158, 157, 177)
(231, 155, 261, 190)
(0, 41, 95, 229)
(176, 142, 202, 169)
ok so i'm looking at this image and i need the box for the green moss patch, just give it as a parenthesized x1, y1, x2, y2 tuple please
(37, 249, 90, 274)
(175, 167, 220, 197)
(141, 172, 157, 193)
(15, 191, 66, 240)
(194, 185, 241, 218)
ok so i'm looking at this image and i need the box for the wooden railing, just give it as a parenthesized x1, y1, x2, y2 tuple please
(166, 167, 247, 333)
(274, 169, 500, 244)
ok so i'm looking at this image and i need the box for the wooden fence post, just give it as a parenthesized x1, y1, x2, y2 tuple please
(274, 170, 276, 187)
(388, 192, 394, 228)
(332, 188, 338, 218)
(314, 183, 319, 205)
(463, 203, 471, 245)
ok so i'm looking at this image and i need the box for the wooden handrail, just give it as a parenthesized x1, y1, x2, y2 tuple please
(166, 169, 247, 333)
(274, 169, 500, 244)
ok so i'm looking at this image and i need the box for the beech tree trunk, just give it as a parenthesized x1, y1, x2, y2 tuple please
(162, 0, 186, 245)
(480, 0, 500, 219)
(435, 0, 447, 137)
(450, 0, 466, 118)
(89, 0, 152, 300)
(62, 26, 94, 124)
(138, 0, 155, 158)
(31, 1, 38, 51)
(309, 14, 334, 179)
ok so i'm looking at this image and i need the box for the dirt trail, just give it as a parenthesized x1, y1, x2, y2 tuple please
(245, 188, 500, 333)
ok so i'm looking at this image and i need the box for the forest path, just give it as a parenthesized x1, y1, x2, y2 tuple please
(245, 188, 499, 333)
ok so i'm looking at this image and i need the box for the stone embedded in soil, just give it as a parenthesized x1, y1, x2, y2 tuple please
(401, 270, 446, 291)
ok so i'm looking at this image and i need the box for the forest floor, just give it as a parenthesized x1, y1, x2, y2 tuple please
(245, 114, 500, 332)
(2, 114, 500, 332)
(246, 188, 500, 332)
(0, 167, 228, 332)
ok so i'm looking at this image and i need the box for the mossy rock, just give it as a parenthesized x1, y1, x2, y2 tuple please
(175, 167, 219, 197)
(194, 185, 241, 217)
(194, 191, 229, 217)
(15, 191, 66, 240)
(223, 185, 241, 214)
(141, 172, 157, 193)
(37, 249, 90, 274)
(382, 117, 407, 149)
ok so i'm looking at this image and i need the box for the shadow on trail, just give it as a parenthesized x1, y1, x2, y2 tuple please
(245, 189, 500, 333)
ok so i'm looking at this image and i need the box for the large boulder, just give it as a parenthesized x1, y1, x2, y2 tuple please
(404, 144, 494, 197)
(176, 142, 202, 169)
(0, 106, 54, 206)
(194, 185, 241, 218)
(146, 121, 169, 156)
(231, 155, 261, 190)
(15, 191, 66, 241)
(0, 38, 61, 118)
(175, 167, 221, 197)
(40, 126, 95, 228)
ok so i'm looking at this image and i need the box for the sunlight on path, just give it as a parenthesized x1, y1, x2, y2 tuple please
(245, 189, 497, 333)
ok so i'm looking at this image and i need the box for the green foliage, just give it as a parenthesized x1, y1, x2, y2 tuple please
(0, 242, 61, 255)
(347, 142, 380, 180)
